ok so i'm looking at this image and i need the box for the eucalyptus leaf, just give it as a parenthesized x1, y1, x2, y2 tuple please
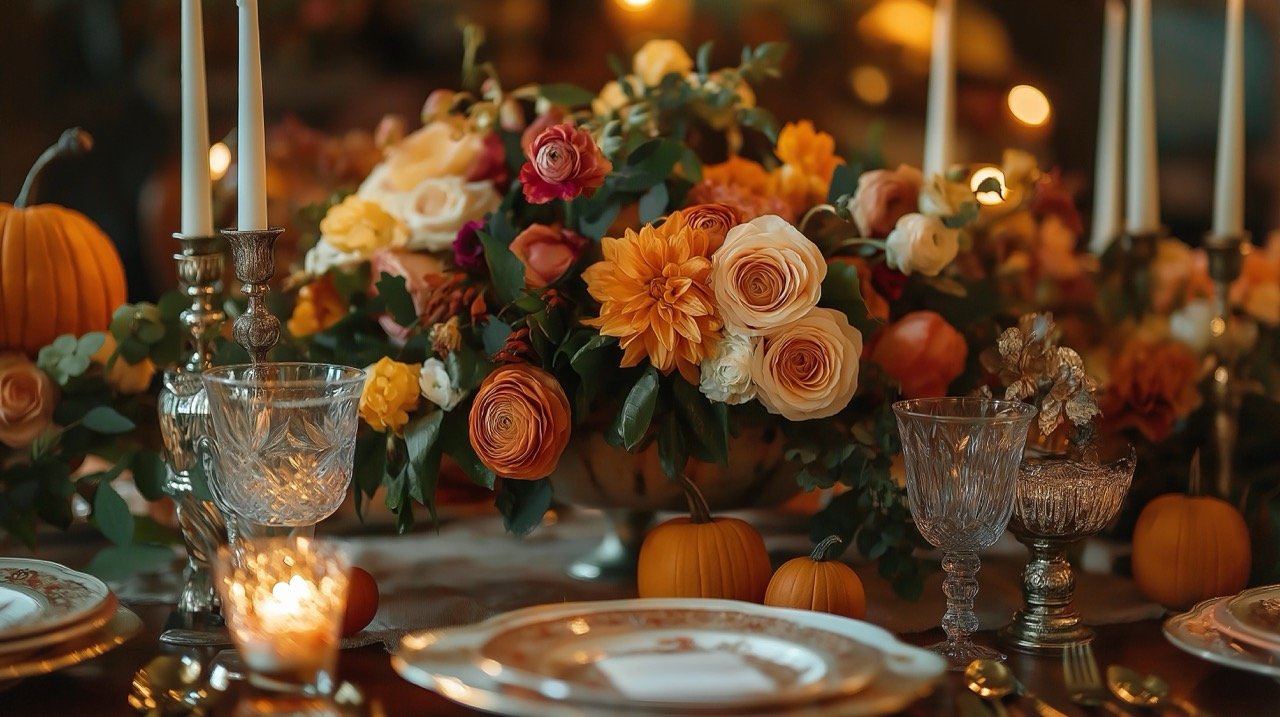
(130, 451, 167, 501)
(81, 406, 136, 434)
(638, 183, 669, 223)
(92, 481, 135, 546)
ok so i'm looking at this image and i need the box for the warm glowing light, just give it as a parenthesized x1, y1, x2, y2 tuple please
(1211, 317, 1227, 338)
(1008, 85, 1051, 127)
(616, 0, 654, 10)
(209, 142, 231, 181)
(850, 66, 890, 105)
(857, 0, 933, 54)
(970, 166, 1006, 206)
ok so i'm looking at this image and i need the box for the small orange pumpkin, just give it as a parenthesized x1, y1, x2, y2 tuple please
(1132, 455, 1251, 610)
(0, 129, 127, 356)
(764, 535, 867, 619)
(637, 476, 772, 602)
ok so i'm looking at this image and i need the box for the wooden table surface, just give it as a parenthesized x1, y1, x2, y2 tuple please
(4, 600, 1280, 716)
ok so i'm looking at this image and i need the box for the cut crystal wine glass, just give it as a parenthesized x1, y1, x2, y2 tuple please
(893, 397, 1037, 669)
(201, 363, 365, 536)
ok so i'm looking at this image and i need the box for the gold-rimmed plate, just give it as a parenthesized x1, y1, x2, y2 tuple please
(0, 559, 111, 642)
(0, 592, 119, 657)
(0, 605, 142, 680)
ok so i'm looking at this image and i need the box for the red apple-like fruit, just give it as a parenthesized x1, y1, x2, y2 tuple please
(341, 567, 379, 637)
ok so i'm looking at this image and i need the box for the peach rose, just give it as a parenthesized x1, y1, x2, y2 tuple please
(751, 308, 863, 421)
(468, 364, 571, 480)
(712, 215, 826, 336)
(0, 352, 56, 449)
(867, 311, 967, 398)
(383, 118, 484, 191)
(848, 164, 923, 238)
(509, 224, 589, 287)
(1099, 338, 1201, 443)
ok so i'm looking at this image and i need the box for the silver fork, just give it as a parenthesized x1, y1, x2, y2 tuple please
(1064, 642, 1128, 716)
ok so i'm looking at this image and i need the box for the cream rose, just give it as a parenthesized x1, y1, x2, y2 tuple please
(0, 352, 56, 449)
(711, 214, 826, 336)
(632, 39, 693, 87)
(382, 119, 484, 191)
(751, 308, 862, 421)
(397, 176, 501, 252)
(885, 212, 960, 277)
(699, 333, 758, 405)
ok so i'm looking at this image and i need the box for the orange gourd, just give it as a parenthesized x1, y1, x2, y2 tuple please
(1132, 456, 1251, 610)
(0, 129, 127, 356)
(764, 535, 867, 619)
(637, 476, 772, 602)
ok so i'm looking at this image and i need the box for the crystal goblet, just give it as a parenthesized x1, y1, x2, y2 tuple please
(201, 363, 365, 537)
(893, 397, 1037, 669)
(999, 442, 1136, 654)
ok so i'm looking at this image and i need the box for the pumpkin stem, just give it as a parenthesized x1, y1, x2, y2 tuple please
(15, 128, 94, 208)
(1189, 449, 1203, 497)
(677, 475, 713, 525)
(810, 535, 844, 562)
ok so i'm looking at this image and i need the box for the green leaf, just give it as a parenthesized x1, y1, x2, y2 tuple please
(92, 481, 135, 546)
(441, 411, 497, 489)
(480, 230, 527, 306)
(609, 367, 659, 451)
(77, 332, 106, 357)
(677, 145, 703, 184)
(538, 83, 596, 107)
(657, 413, 687, 480)
(828, 164, 859, 204)
(607, 54, 627, 79)
(738, 107, 779, 142)
(578, 203, 622, 241)
(131, 452, 167, 501)
(447, 345, 492, 392)
(482, 319, 514, 357)
(819, 261, 876, 334)
(376, 272, 419, 328)
(695, 41, 714, 76)
(81, 406, 136, 434)
(84, 544, 176, 581)
(673, 378, 728, 464)
(406, 411, 445, 475)
(638, 183, 670, 223)
(495, 478, 553, 536)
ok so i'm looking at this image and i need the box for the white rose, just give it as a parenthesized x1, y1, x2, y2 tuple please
(304, 238, 367, 276)
(397, 176, 501, 252)
(699, 333, 758, 405)
(418, 357, 467, 411)
(1169, 299, 1215, 353)
(885, 212, 960, 277)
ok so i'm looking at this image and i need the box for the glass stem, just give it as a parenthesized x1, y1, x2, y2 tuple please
(941, 550, 981, 649)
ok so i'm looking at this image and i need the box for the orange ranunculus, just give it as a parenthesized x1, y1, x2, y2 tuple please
(829, 257, 890, 322)
(867, 311, 967, 399)
(770, 120, 845, 214)
(751, 308, 863, 421)
(1099, 338, 1202, 442)
(582, 222, 722, 382)
(664, 203, 741, 253)
(288, 277, 348, 338)
(0, 352, 56, 449)
(468, 364, 571, 480)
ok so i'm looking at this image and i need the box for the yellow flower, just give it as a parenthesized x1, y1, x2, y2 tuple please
(582, 223, 721, 382)
(287, 279, 347, 338)
(632, 39, 693, 87)
(770, 121, 844, 213)
(319, 195, 407, 255)
(91, 335, 155, 395)
(359, 357, 421, 434)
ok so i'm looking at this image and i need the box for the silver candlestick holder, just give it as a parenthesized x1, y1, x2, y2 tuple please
(1118, 229, 1161, 317)
(157, 232, 232, 645)
(222, 227, 283, 365)
(1204, 231, 1249, 499)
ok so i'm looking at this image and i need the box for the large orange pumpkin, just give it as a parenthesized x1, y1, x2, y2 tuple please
(637, 476, 772, 602)
(1, 129, 127, 356)
(764, 535, 867, 619)
(1132, 493, 1251, 610)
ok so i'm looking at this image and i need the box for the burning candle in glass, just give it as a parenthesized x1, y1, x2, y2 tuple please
(216, 538, 350, 695)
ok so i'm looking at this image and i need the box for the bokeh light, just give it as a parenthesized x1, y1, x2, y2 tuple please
(1007, 84, 1051, 126)
(970, 166, 1006, 205)
(850, 65, 890, 105)
(208, 142, 231, 181)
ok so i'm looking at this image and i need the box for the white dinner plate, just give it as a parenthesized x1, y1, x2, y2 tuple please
(1164, 597, 1280, 680)
(0, 559, 111, 642)
(0, 605, 142, 680)
(1218, 585, 1280, 652)
(0, 592, 118, 657)
(393, 598, 946, 717)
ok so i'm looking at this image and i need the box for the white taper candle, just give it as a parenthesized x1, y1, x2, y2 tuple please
(1211, 0, 1245, 237)
(237, 0, 268, 230)
(923, 0, 956, 178)
(1125, 0, 1160, 234)
(1089, 0, 1126, 253)
(180, 0, 213, 236)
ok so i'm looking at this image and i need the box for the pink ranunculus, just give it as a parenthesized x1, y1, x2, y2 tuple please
(847, 164, 923, 238)
(520, 110, 565, 156)
(518, 124, 612, 205)
(369, 248, 445, 341)
(509, 224, 589, 287)
(868, 311, 968, 399)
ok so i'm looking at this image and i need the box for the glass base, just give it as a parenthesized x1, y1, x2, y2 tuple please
(246, 664, 335, 697)
(927, 640, 1006, 671)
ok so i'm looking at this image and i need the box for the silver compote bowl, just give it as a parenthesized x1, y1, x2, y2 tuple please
(999, 441, 1135, 654)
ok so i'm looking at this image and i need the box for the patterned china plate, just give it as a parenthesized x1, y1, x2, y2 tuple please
(1219, 586, 1280, 650)
(0, 605, 142, 680)
(394, 598, 946, 717)
(1164, 597, 1280, 679)
(0, 559, 110, 642)
(0, 593, 119, 657)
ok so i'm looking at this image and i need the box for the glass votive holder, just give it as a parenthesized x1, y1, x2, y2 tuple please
(214, 537, 350, 696)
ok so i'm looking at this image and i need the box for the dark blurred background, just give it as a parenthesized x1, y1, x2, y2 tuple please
(2, 0, 1277, 301)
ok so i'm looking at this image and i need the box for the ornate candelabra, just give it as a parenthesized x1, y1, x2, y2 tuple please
(222, 227, 283, 365)
(157, 233, 231, 644)
(1204, 232, 1248, 499)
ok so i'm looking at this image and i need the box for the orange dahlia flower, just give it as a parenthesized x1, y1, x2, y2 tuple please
(582, 223, 722, 382)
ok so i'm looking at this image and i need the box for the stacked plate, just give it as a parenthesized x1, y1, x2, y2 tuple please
(392, 598, 946, 716)
(0, 557, 141, 680)
(1164, 584, 1280, 678)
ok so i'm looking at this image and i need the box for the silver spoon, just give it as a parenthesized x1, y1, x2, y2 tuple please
(965, 659, 1069, 717)
(1106, 665, 1203, 716)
